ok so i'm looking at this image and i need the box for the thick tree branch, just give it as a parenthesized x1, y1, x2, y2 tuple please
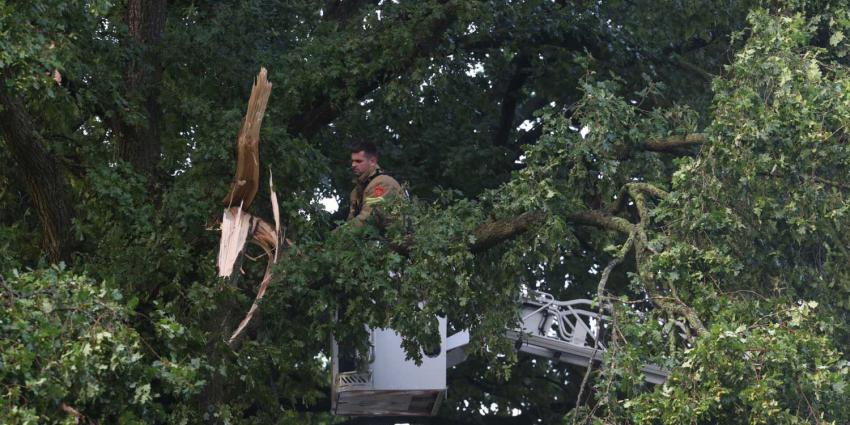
(632, 233, 707, 336)
(562, 202, 707, 336)
(642, 133, 706, 153)
(470, 212, 547, 253)
(565, 210, 636, 235)
(466, 203, 705, 337)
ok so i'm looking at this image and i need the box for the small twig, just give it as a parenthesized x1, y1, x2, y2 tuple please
(572, 232, 635, 425)
(720, 289, 769, 301)
(797, 381, 822, 425)
(811, 175, 850, 190)
(0, 275, 20, 298)
(61, 403, 97, 425)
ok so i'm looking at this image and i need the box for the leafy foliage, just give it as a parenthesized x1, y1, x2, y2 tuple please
(3, 0, 850, 424)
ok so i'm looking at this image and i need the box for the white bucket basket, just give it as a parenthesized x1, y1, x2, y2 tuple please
(331, 318, 447, 416)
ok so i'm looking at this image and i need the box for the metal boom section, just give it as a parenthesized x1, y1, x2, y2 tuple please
(446, 290, 669, 384)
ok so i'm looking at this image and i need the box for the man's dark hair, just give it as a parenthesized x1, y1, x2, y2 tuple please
(348, 141, 379, 158)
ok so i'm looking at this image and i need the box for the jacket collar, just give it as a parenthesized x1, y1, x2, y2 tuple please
(354, 164, 380, 185)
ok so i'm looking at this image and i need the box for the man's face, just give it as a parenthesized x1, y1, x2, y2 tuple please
(351, 151, 377, 178)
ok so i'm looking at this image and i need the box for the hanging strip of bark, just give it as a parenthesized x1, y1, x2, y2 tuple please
(227, 174, 282, 346)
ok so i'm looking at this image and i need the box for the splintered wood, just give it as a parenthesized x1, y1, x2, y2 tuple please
(217, 204, 252, 277)
(222, 67, 272, 210)
(215, 67, 283, 346)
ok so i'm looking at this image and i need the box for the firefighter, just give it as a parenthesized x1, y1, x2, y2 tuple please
(347, 141, 401, 228)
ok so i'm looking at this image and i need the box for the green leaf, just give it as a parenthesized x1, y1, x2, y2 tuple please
(830, 31, 845, 46)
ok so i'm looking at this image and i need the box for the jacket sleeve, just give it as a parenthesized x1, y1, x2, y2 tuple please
(350, 175, 401, 227)
(347, 187, 357, 221)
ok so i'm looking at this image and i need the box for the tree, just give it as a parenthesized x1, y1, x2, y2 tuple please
(2, 0, 850, 424)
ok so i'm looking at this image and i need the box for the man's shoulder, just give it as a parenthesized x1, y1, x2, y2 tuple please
(365, 173, 401, 195)
(370, 173, 400, 187)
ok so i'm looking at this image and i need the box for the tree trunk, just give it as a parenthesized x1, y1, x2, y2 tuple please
(117, 0, 167, 178)
(0, 75, 74, 263)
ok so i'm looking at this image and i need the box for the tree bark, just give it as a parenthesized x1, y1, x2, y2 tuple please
(117, 0, 167, 178)
(0, 75, 74, 263)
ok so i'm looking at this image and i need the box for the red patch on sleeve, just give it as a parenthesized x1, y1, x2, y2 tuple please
(373, 185, 385, 197)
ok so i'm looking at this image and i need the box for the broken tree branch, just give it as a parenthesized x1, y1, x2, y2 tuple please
(561, 200, 707, 336)
(215, 67, 284, 347)
(228, 210, 281, 346)
(222, 67, 272, 209)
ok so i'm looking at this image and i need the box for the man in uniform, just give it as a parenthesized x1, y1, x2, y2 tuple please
(338, 141, 402, 372)
(347, 141, 401, 228)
